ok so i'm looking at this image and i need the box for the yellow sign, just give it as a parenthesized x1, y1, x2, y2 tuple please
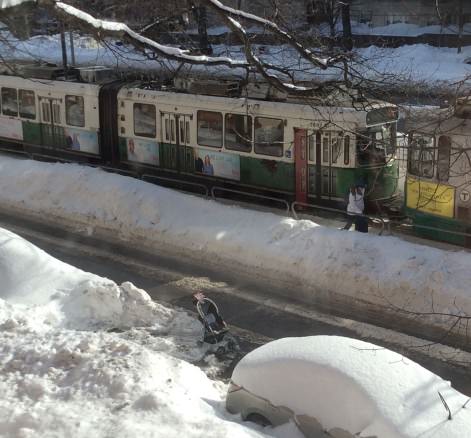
(406, 177, 455, 218)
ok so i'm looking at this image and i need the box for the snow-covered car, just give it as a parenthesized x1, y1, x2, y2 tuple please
(226, 336, 471, 438)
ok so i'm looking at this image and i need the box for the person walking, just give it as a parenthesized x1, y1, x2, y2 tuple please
(343, 185, 366, 231)
(353, 185, 368, 233)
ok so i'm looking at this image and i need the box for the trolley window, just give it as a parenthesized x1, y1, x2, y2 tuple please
(322, 136, 329, 163)
(331, 136, 342, 164)
(164, 116, 176, 142)
(164, 118, 170, 141)
(19, 90, 36, 119)
(437, 135, 451, 182)
(179, 119, 186, 144)
(408, 135, 434, 178)
(170, 119, 175, 142)
(308, 133, 316, 162)
(52, 102, 61, 124)
(197, 110, 222, 147)
(225, 113, 252, 152)
(254, 117, 283, 157)
(133, 103, 156, 138)
(344, 136, 350, 165)
(2, 87, 18, 117)
(185, 120, 190, 144)
(358, 125, 394, 166)
(66, 95, 85, 127)
(366, 107, 398, 127)
(41, 101, 51, 123)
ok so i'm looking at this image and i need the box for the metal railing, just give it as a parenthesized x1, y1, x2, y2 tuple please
(0, 148, 31, 159)
(99, 166, 139, 178)
(31, 153, 72, 163)
(142, 174, 209, 196)
(18, 151, 471, 244)
(405, 223, 471, 239)
(291, 201, 389, 235)
(211, 186, 290, 213)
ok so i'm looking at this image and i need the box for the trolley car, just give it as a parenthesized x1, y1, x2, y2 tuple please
(405, 101, 471, 246)
(0, 65, 399, 209)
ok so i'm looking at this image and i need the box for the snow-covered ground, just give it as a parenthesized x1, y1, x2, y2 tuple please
(349, 21, 471, 37)
(1, 29, 470, 86)
(0, 156, 470, 338)
(3, 226, 469, 438)
(180, 21, 471, 38)
(0, 225, 304, 438)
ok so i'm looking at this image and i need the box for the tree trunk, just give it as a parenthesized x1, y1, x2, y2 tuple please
(194, 5, 212, 55)
(457, 0, 463, 54)
(341, 0, 353, 51)
(59, 22, 68, 79)
(306, 0, 315, 25)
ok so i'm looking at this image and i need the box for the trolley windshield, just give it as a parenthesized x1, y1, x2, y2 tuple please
(358, 107, 398, 165)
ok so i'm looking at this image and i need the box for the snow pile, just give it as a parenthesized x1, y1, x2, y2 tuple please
(0, 157, 470, 333)
(231, 336, 471, 438)
(0, 226, 305, 437)
(0, 227, 171, 330)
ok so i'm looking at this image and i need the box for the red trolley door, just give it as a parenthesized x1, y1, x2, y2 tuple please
(294, 128, 308, 204)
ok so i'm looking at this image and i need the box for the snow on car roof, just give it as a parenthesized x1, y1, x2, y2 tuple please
(231, 336, 470, 438)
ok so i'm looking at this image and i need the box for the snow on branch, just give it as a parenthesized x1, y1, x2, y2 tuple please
(54, 2, 249, 68)
(40, 0, 249, 69)
(223, 14, 317, 95)
(0, 0, 34, 8)
(2, 0, 347, 93)
(202, 0, 342, 69)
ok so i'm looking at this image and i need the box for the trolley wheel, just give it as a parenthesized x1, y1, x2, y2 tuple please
(246, 413, 272, 427)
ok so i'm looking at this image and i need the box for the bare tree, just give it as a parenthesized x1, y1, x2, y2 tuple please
(2, 1, 471, 359)
(0, 0, 355, 97)
(189, 2, 212, 55)
(340, 0, 352, 51)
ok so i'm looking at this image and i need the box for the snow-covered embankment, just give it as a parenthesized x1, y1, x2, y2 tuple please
(0, 156, 469, 342)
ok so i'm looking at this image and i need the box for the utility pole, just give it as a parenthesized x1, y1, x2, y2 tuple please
(196, 6, 212, 55)
(189, 2, 212, 55)
(457, 0, 463, 54)
(69, 30, 76, 66)
(341, 0, 353, 51)
(59, 22, 68, 79)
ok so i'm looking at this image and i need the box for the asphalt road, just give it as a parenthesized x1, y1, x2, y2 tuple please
(1, 210, 470, 396)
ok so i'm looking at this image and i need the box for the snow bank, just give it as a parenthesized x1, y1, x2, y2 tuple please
(0, 226, 171, 330)
(231, 336, 471, 438)
(0, 226, 304, 437)
(0, 157, 470, 338)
